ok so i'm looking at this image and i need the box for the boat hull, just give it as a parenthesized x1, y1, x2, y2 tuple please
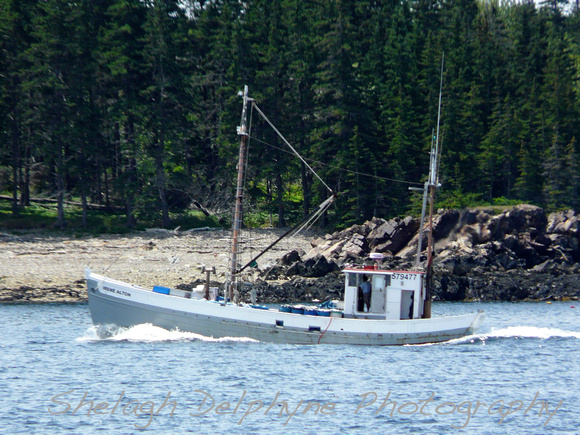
(86, 270, 484, 345)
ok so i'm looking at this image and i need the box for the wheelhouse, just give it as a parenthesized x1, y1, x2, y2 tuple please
(342, 266, 426, 320)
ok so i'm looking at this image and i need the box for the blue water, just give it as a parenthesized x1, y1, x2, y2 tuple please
(1, 302, 578, 434)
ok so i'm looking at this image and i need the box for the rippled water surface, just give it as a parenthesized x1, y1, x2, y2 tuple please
(1, 301, 578, 434)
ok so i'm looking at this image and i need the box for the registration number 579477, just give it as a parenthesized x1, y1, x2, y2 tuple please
(391, 273, 417, 281)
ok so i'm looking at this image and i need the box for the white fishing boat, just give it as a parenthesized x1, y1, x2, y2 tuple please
(86, 83, 484, 345)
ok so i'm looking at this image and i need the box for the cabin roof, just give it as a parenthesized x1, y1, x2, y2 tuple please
(342, 267, 425, 276)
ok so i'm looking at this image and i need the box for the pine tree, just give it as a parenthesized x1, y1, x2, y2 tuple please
(564, 138, 579, 209)
(22, 0, 90, 228)
(97, 0, 148, 228)
(184, 0, 250, 214)
(140, 0, 190, 228)
(437, 0, 484, 200)
(0, 0, 36, 214)
(507, 0, 546, 204)
(539, 4, 579, 208)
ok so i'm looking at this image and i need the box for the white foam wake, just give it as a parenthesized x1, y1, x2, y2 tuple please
(77, 323, 259, 343)
(443, 326, 580, 345)
(484, 326, 580, 339)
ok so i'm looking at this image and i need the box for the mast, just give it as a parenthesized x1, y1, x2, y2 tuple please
(414, 130, 434, 268)
(226, 86, 334, 303)
(423, 53, 445, 319)
(228, 85, 251, 304)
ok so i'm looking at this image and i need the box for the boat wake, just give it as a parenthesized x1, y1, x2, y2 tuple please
(446, 326, 580, 345)
(77, 323, 259, 343)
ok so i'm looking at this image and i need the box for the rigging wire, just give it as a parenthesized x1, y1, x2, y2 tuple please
(251, 102, 335, 193)
(233, 87, 431, 276)
(247, 134, 424, 187)
(236, 193, 335, 275)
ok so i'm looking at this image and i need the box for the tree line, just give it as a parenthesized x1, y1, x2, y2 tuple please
(1, 0, 579, 230)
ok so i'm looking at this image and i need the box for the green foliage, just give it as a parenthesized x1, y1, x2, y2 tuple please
(169, 210, 221, 230)
(0, 200, 220, 233)
(437, 189, 484, 210)
(243, 210, 275, 229)
(0, 202, 125, 233)
(492, 196, 525, 207)
(0, 203, 57, 229)
(1, 0, 579, 235)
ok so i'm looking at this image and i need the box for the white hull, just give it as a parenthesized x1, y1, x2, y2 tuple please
(86, 269, 484, 345)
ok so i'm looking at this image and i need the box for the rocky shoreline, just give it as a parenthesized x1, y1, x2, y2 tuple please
(248, 205, 580, 304)
(1, 205, 578, 304)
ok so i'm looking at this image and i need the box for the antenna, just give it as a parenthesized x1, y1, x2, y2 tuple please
(412, 54, 445, 268)
(433, 52, 444, 186)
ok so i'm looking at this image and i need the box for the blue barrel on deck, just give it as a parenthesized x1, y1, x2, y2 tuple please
(304, 308, 318, 316)
(291, 307, 304, 314)
(280, 305, 292, 313)
(153, 286, 170, 295)
(316, 309, 331, 317)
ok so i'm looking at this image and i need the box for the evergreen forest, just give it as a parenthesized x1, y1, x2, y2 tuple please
(1, 0, 579, 231)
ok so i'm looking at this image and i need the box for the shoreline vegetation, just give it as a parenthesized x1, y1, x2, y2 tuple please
(1, 1, 579, 240)
(1, 205, 578, 305)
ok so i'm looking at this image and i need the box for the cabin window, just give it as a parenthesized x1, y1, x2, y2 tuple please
(348, 273, 357, 287)
(384, 275, 391, 287)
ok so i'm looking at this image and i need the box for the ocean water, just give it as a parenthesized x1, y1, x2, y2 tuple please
(1, 301, 578, 434)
